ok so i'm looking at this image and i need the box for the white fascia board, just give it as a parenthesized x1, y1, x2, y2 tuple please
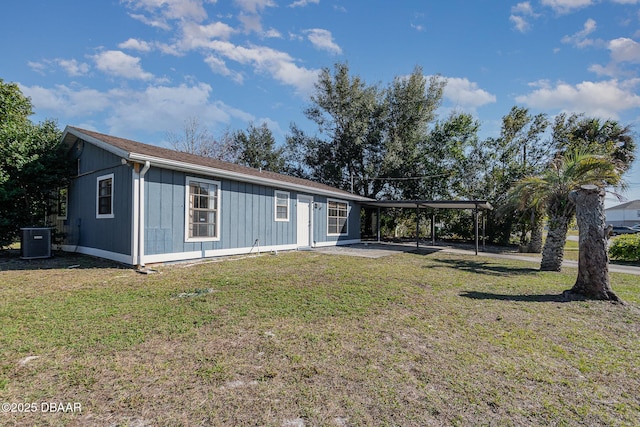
(63, 127, 130, 159)
(128, 153, 372, 202)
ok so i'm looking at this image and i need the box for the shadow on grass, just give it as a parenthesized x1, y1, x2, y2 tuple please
(460, 291, 568, 303)
(428, 258, 540, 276)
(0, 249, 127, 271)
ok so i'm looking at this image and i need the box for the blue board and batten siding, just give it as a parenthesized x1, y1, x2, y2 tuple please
(142, 167, 360, 263)
(143, 168, 298, 259)
(55, 141, 133, 262)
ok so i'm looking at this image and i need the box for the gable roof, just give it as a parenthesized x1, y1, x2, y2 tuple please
(62, 126, 372, 202)
(605, 199, 640, 211)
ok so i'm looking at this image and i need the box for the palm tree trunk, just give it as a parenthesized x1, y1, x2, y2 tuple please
(564, 185, 622, 302)
(540, 198, 574, 271)
(527, 210, 543, 253)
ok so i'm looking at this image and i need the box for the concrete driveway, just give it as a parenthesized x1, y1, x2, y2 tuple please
(314, 241, 640, 276)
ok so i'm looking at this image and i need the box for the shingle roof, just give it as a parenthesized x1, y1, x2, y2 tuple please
(63, 126, 371, 202)
(605, 199, 640, 211)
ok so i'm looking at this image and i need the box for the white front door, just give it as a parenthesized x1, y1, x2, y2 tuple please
(297, 196, 312, 248)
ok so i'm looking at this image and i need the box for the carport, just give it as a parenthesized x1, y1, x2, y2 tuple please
(364, 200, 493, 255)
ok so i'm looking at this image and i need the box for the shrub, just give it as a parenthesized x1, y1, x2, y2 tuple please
(609, 233, 640, 262)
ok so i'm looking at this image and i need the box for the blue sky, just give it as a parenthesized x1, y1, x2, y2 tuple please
(2, 0, 639, 204)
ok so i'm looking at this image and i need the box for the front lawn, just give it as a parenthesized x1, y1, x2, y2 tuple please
(1, 250, 639, 426)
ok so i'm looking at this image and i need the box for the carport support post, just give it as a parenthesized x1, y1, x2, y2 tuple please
(416, 206, 420, 248)
(474, 207, 479, 255)
(431, 211, 436, 246)
(482, 211, 486, 251)
(376, 207, 381, 243)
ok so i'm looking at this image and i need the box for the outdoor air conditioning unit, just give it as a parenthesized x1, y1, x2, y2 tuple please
(20, 227, 52, 259)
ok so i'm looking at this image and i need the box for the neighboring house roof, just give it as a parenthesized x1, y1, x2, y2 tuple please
(605, 200, 640, 211)
(62, 126, 372, 202)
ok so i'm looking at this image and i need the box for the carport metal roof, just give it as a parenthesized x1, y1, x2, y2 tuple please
(363, 200, 493, 210)
(362, 199, 493, 255)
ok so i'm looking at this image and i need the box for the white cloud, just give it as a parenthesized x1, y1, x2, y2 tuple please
(510, 15, 530, 33)
(263, 28, 282, 38)
(104, 83, 237, 134)
(512, 2, 536, 15)
(442, 77, 497, 108)
(93, 50, 154, 80)
(208, 40, 319, 95)
(204, 55, 244, 82)
(541, 0, 593, 14)
(233, 0, 275, 14)
(510, 2, 540, 32)
(27, 59, 90, 77)
(179, 21, 236, 50)
(561, 18, 598, 48)
(515, 79, 640, 119)
(609, 37, 640, 64)
(21, 84, 112, 117)
(588, 37, 640, 77)
(27, 61, 48, 75)
(304, 29, 342, 55)
(127, 13, 171, 30)
(57, 59, 90, 77)
(289, 0, 319, 8)
(238, 12, 263, 34)
(118, 38, 153, 52)
(21, 81, 253, 136)
(124, 0, 210, 22)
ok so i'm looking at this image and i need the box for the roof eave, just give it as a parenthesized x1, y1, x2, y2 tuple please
(62, 126, 131, 159)
(128, 152, 373, 202)
(62, 126, 372, 203)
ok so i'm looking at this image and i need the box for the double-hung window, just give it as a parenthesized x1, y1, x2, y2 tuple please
(186, 177, 220, 241)
(327, 199, 348, 235)
(275, 191, 290, 221)
(96, 174, 114, 219)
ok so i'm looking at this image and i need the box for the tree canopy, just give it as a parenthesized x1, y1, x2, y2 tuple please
(285, 63, 446, 199)
(0, 79, 71, 247)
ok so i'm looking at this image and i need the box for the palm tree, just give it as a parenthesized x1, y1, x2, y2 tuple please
(510, 149, 625, 271)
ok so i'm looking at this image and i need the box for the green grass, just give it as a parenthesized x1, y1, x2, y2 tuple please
(1, 250, 639, 426)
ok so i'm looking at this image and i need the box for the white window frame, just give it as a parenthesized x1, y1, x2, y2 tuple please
(96, 173, 114, 219)
(636, 209, 640, 218)
(56, 187, 68, 220)
(185, 176, 221, 242)
(274, 190, 290, 222)
(327, 198, 349, 236)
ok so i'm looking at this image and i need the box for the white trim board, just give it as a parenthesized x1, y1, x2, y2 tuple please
(60, 245, 133, 265)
